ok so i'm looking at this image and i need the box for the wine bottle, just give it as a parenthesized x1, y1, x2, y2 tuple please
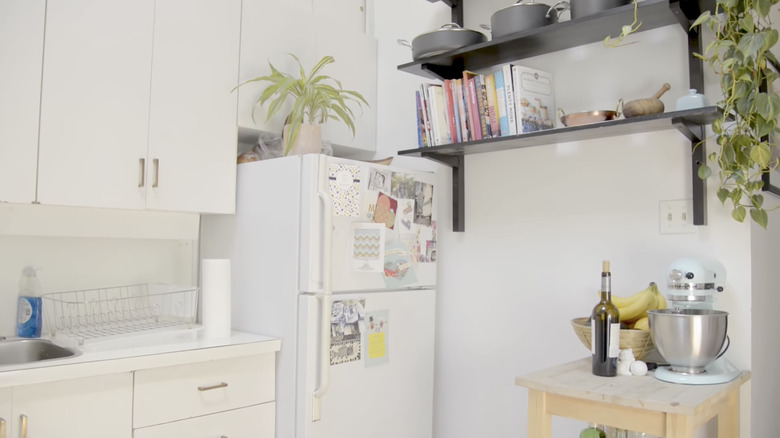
(591, 260, 620, 377)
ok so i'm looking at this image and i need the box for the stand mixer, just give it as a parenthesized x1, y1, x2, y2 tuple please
(666, 257, 724, 311)
(651, 257, 742, 385)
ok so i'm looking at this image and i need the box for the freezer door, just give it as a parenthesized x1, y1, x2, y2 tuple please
(296, 289, 435, 438)
(299, 155, 438, 294)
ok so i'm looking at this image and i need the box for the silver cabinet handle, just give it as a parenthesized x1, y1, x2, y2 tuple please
(138, 158, 146, 187)
(197, 382, 228, 391)
(19, 414, 26, 438)
(1, 417, 6, 438)
(152, 158, 159, 188)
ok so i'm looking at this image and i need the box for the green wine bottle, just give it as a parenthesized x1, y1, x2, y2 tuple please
(591, 260, 620, 377)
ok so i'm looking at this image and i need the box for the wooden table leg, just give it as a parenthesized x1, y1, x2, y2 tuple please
(528, 389, 552, 438)
(717, 389, 739, 437)
(666, 413, 695, 438)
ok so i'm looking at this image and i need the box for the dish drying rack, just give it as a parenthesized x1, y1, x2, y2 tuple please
(42, 284, 198, 345)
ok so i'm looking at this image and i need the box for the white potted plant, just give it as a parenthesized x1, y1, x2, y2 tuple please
(237, 54, 368, 156)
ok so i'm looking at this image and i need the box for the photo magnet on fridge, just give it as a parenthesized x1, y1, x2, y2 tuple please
(373, 193, 398, 229)
(330, 299, 366, 366)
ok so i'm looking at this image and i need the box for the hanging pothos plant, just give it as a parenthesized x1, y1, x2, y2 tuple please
(692, 0, 780, 228)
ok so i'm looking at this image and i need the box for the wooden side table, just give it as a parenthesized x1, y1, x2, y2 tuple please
(515, 358, 750, 438)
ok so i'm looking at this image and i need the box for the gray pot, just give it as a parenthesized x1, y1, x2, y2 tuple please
(570, 0, 631, 19)
(489, 0, 569, 39)
(398, 24, 488, 60)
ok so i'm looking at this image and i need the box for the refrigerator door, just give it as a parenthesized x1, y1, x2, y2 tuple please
(299, 155, 438, 294)
(296, 289, 435, 438)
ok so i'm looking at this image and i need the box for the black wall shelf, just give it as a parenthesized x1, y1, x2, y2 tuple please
(398, 107, 718, 231)
(399, 0, 715, 232)
(401, 0, 702, 81)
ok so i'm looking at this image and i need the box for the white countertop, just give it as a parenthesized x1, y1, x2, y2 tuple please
(0, 328, 281, 388)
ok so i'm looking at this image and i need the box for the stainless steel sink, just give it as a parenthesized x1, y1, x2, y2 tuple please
(0, 338, 80, 366)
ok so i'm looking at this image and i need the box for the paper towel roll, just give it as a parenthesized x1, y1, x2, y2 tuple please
(201, 258, 232, 338)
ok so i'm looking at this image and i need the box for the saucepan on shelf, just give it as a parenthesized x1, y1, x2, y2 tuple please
(558, 99, 623, 126)
(484, 0, 570, 39)
(397, 23, 488, 60)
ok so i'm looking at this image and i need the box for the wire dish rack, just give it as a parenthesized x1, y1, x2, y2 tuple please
(42, 284, 198, 345)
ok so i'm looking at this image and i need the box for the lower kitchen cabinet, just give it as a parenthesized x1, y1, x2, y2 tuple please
(134, 403, 275, 438)
(12, 372, 133, 438)
(0, 387, 11, 437)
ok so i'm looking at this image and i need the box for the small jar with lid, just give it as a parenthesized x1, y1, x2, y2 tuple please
(676, 89, 709, 111)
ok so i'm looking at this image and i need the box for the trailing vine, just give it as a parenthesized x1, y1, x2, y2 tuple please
(692, 0, 780, 228)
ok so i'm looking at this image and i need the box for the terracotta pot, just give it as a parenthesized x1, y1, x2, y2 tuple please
(282, 124, 322, 156)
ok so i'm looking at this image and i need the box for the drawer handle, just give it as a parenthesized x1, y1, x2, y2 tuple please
(197, 382, 228, 391)
(138, 158, 146, 187)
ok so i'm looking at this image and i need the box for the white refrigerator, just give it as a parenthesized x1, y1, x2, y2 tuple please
(200, 154, 438, 438)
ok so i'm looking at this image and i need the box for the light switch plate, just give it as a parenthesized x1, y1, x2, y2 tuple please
(659, 199, 695, 234)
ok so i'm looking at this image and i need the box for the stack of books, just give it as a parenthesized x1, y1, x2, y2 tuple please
(415, 64, 555, 148)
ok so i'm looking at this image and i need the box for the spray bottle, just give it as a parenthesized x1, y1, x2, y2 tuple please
(17, 266, 43, 338)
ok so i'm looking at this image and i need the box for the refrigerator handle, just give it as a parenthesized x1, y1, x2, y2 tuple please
(312, 293, 331, 422)
(312, 159, 333, 422)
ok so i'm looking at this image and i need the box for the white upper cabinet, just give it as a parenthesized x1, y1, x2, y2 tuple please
(146, 0, 241, 214)
(315, 22, 377, 154)
(237, 0, 316, 138)
(35, 0, 240, 214)
(312, 0, 370, 35)
(0, 0, 45, 205)
(37, 0, 155, 210)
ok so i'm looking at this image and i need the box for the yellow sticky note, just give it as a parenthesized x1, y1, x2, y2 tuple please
(368, 332, 386, 359)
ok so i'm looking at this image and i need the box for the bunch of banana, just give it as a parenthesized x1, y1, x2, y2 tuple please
(604, 282, 666, 330)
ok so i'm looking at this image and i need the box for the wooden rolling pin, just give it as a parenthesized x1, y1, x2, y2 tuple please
(623, 83, 671, 118)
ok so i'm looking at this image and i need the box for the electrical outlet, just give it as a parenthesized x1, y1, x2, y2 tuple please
(659, 199, 695, 234)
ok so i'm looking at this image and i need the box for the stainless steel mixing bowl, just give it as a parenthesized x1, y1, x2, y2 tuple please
(647, 309, 729, 374)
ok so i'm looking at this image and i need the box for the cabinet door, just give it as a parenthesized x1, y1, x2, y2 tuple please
(315, 23, 377, 153)
(0, 0, 45, 204)
(145, 0, 241, 214)
(237, 0, 316, 136)
(0, 387, 11, 437)
(313, 0, 369, 35)
(12, 373, 133, 438)
(37, 0, 154, 210)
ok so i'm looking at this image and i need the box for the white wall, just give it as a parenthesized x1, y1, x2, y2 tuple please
(0, 204, 198, 337)
(373, 1, 776, 437)
(373, 0, 453, 158)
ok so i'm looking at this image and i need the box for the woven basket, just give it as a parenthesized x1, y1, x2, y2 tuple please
(571, 317, 656, 361)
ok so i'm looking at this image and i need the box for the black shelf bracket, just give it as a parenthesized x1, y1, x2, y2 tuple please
(427, 0, 463, 26)
(424, 153, 465, 232)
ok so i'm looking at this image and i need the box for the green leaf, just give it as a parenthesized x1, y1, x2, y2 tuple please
(698, 164, 712, 179)
(755, 0, 774, 17)
(738, 32, 769, 61)
(751, 207, 769, 228)
(751, 193, 765, 208)
(717, 188, 731, 204)
(750, 142, 773, 168)
(691, 11, 712, 29)
(732, 205, 747, 222)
